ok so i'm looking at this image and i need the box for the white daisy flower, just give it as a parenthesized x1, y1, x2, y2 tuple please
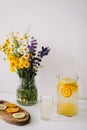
(23, 47, 29, 53)
(17, 47, 24, 54)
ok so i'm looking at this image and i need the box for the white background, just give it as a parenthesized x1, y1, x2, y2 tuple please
(0, 0, 87, 98)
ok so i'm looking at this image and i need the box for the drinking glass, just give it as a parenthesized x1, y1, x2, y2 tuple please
(40, 95, 53, 120)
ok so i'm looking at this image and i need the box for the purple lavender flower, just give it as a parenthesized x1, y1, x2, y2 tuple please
(27, 38, 38, 55)
(26, 37, 50, 78)
(38, 46, 50, 58)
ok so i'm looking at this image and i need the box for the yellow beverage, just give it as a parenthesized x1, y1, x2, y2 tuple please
(57, 76, 78, 116)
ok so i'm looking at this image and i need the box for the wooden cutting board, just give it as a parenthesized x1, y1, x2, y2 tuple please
(0, 100, 30, 126)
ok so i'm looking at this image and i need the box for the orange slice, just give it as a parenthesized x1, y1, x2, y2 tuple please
(61, 86, 72, 98)
(4, 103, 16, 108)
(6, 107, 19, 113)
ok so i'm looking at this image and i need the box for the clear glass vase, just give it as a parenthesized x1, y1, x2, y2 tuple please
(16, 77, 38, 106)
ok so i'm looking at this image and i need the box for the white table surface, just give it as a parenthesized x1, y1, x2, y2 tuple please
(0, 92, 87, 130)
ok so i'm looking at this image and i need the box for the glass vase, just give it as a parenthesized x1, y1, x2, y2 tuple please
(16, 77, 38, 106)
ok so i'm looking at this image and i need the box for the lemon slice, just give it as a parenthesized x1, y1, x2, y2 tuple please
(57, 103, 77, 116)
(0, 104, 7, 110)
(59, 78, 77, 85)
(70, 84, 78, 93)
(12, 112, 25, 119)
(61, 86, 72, 98)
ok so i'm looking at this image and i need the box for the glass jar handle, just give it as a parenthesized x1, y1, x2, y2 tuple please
(78, 77, 87, 99)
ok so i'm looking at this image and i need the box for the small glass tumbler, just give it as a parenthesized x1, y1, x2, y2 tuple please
(40, 95, 53, 120)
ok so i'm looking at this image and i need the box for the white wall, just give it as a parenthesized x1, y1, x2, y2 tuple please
(0, 0, 87, 98)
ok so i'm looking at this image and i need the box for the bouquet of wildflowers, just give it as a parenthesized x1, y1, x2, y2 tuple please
(0, 32, 50, 80)
(0, 32, 50, 105)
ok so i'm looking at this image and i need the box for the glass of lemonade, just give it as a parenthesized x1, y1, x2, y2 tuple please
(40, 95, 53, 120)
(57, 74, 78, 117)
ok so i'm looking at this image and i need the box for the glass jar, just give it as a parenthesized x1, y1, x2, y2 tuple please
(57, 74, 78, 116)
(17, 77, 38, 106)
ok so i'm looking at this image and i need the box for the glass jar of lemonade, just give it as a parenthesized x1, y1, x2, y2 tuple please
(57, 74, 78, 117)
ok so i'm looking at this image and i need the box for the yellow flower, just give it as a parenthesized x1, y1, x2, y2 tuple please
(12, 57, 19, 68)
(24, 61, 30, 68)
(14, 58, 19, 66)
(23, 34, 28, 39)
(20, 56, 26, 62)
(10, 60, 16, 72)
(5, 38, 10, 44)
(10, 59, 16, 66)
(18, 62, 24, 69)
(8, 54, 14, 61)
(3, 44, 8, 49)
(5, 48, 13, 54)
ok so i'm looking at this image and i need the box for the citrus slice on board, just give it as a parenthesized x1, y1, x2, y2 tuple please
(6, 107, 19, 113)
(12, 112, 25, 119)
(61, 86, 72, 98)
(0, 104, 7, 110)
(4, 103, 16, 108)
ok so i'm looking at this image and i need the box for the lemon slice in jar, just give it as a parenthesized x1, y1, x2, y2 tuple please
(12, 112, 25, 119)
(0, 104, 7, 110)
(59, 78, 77, 85)
(57, 103, 76, 116)
(61, 86, 72, 98)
